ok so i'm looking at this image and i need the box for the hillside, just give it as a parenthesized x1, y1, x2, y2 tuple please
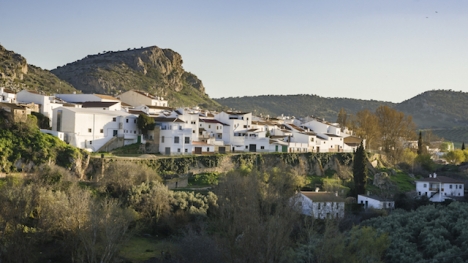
(51, 46, 221, 109)
(215, 90, 468, 129)
(215, 94, 395, 122)
(0, 45, 76, 94)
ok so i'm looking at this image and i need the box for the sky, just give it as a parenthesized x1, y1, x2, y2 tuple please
(1, 0, 468, 103)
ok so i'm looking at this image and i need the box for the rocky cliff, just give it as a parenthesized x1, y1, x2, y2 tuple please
(0, 45, 76, 94)
(52, 46, 220, 108)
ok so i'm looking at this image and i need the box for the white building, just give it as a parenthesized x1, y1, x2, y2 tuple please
(154, 117, 193, 155)
(0, 87, 16, 103)
(51, 107, 138, 152)
(293, 192, 345, 219)
(81, 101, 122, 111)
(16, 90, 65, 125)
(357, 195, 394, 209)
(416, 174, 464, 202)
(117, 90, 168, 107)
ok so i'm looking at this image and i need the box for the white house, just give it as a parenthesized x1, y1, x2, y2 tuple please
(416, 174, 465, 202)
(117, 90, 168, 107)
(357, 195, 394, 209)
(16, 90, 65, 125)
(51, 107, 138, 152)
(0, 87, 16, 103)
(154, 117, 193, 155)
(293, 191, 345, 219)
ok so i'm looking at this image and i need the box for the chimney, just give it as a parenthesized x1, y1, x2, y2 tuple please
(434, 173, 437, 178)
(429, 174, 432, 178)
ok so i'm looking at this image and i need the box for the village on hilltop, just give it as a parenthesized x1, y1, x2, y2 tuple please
(1, 87, 363, 155)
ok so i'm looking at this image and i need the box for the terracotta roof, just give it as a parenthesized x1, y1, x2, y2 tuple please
(1, 88, 16, 94)
(94, 94, 119, 101)
(301, 192, 345, 202)
(226, 111, 250, 115)
(153, 117, 185, 123)
(0, 102, 27, 110)
(416, 176, 464, 184)
(128, 110, 146, 114)
(82, 101, 119, 108)
(288, 124, 306, 132)
(359, 195, 394, 202)
(200, 118, 229, 126)
(147, 105, 173, 110)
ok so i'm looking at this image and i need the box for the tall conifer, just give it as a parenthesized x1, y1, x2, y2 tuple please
(417, 131, 423, 155)
(353, 142, 368, 195)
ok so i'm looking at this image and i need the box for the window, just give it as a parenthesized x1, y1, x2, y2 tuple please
(185, 149, 188, 153)
(209, 125, 211, 128)
(174, 136, 180, 143)
(161, 136, 165, 143)
(245, 146, 248, 149)
(126, 119, 129, 123)
(424, 184, 427, 188)
(207, 147, 210, 152)
(310, 137, 314, 142)
(243, 125, 247, 128)
(56, 110, 63, 131)
(193, 130, 195, 133)
(112, 117, 116, 122)
(450, 185, 453, 189)
(134, 119, 136, 123)
(88, 128, 92, 133)
(177, 148, 181, 152)
(261, 146, 265, 149)
(185, 137, 190, 143)
(89, 141, 92, 145)
(100, 129, 103, 133)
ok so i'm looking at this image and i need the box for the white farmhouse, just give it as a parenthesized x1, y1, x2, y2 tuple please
(117, 90, 168, 107)
(52, 107, 138, 152)
(293, 192, 345, 219)
(416, 175, 465, 202)
(0, 87, 17, 103)
(357, 195, 394, 209)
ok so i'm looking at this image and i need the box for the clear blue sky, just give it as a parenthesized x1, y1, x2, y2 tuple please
(1, 0, 467, 102)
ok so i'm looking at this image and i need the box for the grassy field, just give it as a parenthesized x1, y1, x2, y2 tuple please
(119, 236, 177, 262)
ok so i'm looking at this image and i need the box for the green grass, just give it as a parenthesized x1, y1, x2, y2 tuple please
(119, 236, 176, 263)
(389, 172, 416, 192)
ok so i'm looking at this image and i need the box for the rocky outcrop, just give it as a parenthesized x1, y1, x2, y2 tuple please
(51, 46, 208, 99)
(0, 45, 76, 94)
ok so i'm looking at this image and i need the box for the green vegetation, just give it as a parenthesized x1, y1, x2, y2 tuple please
(0, 112, 84, 172)
(353, 143, 368, 195)
(365, 202, 468, 263)
(189, 172, 220, 186)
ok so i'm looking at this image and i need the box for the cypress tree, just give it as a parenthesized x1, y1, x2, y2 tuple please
(417, 131, 423, 155)
(353, 142, 368, 196)
(462, 142, 465, 151)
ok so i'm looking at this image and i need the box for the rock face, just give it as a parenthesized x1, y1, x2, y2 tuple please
(51, 46, 216, 107)
(0, 45, 76, 94)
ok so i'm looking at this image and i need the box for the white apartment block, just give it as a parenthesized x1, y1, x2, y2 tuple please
(155, 117, 193, 155)
(52, 107, 138, 152)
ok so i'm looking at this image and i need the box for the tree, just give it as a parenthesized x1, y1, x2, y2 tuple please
(353, 142, 368, 195)
(375, 105, 416, 162)
(137, 114, 155, 136)
(417, 131, 423, 155)
(351, 109, 379, 150)
(336, 108, 348, 132)
(462, 142, 466, 151)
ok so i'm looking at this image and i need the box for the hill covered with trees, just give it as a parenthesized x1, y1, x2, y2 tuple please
(215, 90, 468, 129)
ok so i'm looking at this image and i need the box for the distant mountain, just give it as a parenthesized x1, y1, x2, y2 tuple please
(51, 46, 221, 109)
(0, 45, 76, 94)
(215, 90, 468, 129)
